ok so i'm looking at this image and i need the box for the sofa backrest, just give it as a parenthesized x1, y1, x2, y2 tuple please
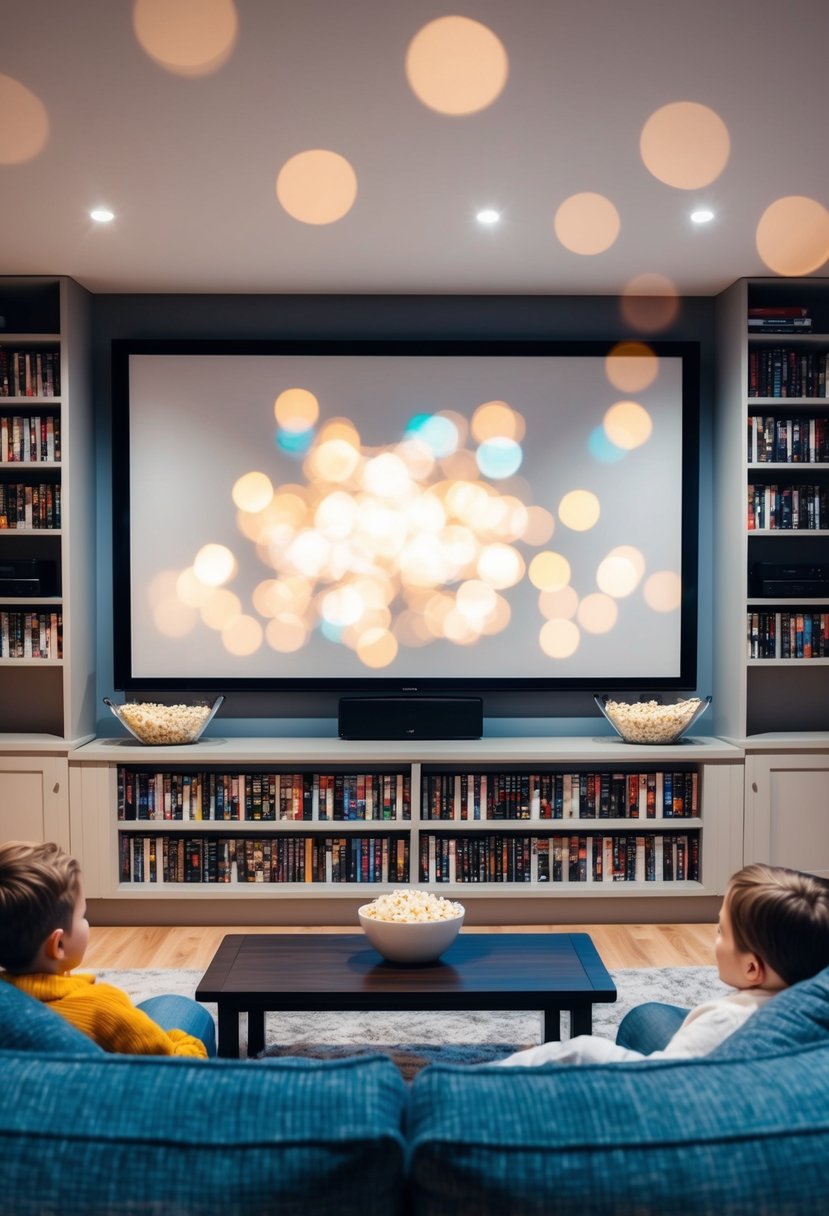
(0, 1048, 407, 1216)
(408, 1043, 829, 1215)
(0, 976, 103, 1054)
(708, 962, 829, 1060)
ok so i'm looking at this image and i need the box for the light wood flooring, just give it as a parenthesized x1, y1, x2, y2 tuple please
(85, 922, 717, 971)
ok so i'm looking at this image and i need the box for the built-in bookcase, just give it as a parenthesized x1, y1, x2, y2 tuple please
(69, 736, 743, 915)
(0, 276, 95, 740)
(715, 277, 829, 738)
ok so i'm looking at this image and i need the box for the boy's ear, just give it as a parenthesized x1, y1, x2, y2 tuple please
(743, 953, 768, 987)
(43, 927, 65, 961)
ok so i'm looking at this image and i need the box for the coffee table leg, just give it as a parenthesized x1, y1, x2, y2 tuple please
(543, 1008, 561, 1041)
(217, 1006, 240, 1058)
(247, 1009, 266, 1058)
(570, 1007, 592, 1037)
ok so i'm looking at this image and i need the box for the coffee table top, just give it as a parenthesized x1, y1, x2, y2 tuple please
(196, 932, 616, 1013)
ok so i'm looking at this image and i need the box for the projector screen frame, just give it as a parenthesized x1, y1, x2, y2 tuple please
(111, 337, 700, 705)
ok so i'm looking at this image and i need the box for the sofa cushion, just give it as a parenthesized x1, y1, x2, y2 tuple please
(0, 976, 103, 1055)
(708, 963, 829, 1061)
(408, 1045, 829, 1215)
(0, 1050, 406, 1216)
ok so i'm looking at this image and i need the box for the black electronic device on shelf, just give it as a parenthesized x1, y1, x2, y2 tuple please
(750, 563, 829, 597)
(0, 557, 58, 596)
(338, 696, 483, 740)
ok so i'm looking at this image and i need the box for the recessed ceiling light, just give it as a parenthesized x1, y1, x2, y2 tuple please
(690, 208, 714, 224)
(90, 207, 114, 223)
(476, 208, 501, 225)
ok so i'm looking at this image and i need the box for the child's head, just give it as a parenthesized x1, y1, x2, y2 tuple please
(717, 863, 829, 990)
(0, 840, 86, 973)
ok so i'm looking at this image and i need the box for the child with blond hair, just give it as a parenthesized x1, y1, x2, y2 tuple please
(0, 840, 215, 1057)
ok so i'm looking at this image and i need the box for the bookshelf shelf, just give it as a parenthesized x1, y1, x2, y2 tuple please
(0, 276, 95, 738)
(0, 658, 63, 667)
(715, 276, 829, 739)
(69, 735, 743, 917)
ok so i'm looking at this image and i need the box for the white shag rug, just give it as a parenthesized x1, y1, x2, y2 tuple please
(95, 965, 729, 1058)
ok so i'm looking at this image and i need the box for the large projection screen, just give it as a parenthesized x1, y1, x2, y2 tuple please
(112, 340, 699, 695)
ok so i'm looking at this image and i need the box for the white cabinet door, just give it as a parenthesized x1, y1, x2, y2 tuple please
(745, 752, 829, 879)
(0, 755, 70, 849)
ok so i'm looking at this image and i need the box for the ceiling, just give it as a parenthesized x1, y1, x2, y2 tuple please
(1, 0, 828, 296)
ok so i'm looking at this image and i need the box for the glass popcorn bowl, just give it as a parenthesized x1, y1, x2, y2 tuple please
(594, 694, 712, 745)
(103, 695, 225, 745)
(358, 889, 465, 964)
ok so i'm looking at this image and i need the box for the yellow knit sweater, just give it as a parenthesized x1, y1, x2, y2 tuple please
(1, 971, 207, 1057)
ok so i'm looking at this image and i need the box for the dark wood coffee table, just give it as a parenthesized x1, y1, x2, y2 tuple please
(196, 932, 616, 1058)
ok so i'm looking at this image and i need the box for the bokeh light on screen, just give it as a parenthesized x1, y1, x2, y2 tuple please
(132, 0, 238, 76)
(540, 618, 580, 659)
(253, 577, 308, 619)
(222, 614, 263, 656)
(406, 413, 459, 458)
(363, 452, 412, 499)
(405, 15, 508, 115)
(356, 627, 398, 668)
(200, 588, 242, 630)
(603, 400, 653, 449)
(477, 543, 525, 589)
(176, 567, 215, 607)
(315, 490, 357, 538)
(306, 437, 361, 483)
(276, 427, 314, 455)
(558, 489, 600, 531)
(522, 506, 555, 545)
(596, 548, 644, 597)
(639, 101, 730, 189)
(232, 471, 273, 513)
(274, 388, 320, 432)
(605, 342, 659, 393)
(755, 196, 829, 276)
(456, 579, 497, 622)
(0, 74, 49, 163)
(476, 437, 522, 478)
(321, 585, 363, 627)
(577, 593, 618, 634)
(644, 570, 682, 611)
(588, 426, 625, 463)
(153, 597, 197, 638)
(539, 587, 579, 620)
(276, 150, 357, 224)
(471, 401, 525, 442)
(529, 551, 571, 592)
(164, 359, 684, 671)
(554, 192, 620, 255)
(265, 616, 307, 652)
(193, 543, 237, 586)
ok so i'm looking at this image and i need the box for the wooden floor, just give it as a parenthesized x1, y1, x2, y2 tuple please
(85, 922, 717, 971)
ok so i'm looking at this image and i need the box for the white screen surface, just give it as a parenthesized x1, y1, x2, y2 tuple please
(125, 351, 688, 683)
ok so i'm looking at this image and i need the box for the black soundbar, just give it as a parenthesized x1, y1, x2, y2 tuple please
(338, 696, 483, 740)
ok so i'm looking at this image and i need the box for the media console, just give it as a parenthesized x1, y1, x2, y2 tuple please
(67, 734, 744, 924)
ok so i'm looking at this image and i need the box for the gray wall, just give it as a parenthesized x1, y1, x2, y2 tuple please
(92, 292, 715, 737)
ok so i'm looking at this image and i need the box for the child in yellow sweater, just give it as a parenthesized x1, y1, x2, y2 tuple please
(0, 840, 214, 1057)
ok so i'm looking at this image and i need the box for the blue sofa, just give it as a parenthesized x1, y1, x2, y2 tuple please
(2, 968, 828, 1215)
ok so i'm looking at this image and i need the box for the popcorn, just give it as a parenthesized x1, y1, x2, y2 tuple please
(116, 701, 213, 745)
(361, 888, 464, 923)
(603, 697, 703, 744)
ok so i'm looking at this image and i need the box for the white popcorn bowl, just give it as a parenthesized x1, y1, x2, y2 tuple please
(358, 904, 465, 964)
(103, 696, 224, 746)
(594, 694, 711, 745)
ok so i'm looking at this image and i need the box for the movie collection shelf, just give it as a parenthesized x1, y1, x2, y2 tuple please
(69, 735, 743, 902)
(0, 276, 94, 737)
(715, 277, 829, 737)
